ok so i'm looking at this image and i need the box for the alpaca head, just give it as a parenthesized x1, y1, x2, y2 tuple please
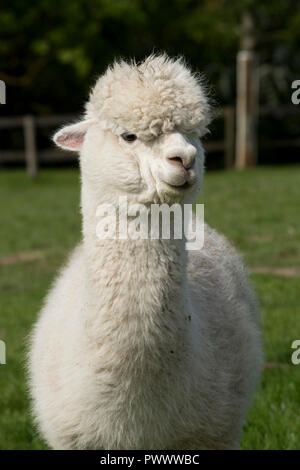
(54, 54, 212, 205)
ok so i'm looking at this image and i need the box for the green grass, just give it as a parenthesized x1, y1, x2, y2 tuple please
(0, 166, 299, 449)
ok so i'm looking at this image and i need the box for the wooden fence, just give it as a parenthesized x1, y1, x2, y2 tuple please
(0, 105, 299, 178)
(0, 114, 76, 178)
(0, 109, 236, 178)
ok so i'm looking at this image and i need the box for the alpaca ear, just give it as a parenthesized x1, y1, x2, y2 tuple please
(53, 119, 96, 151)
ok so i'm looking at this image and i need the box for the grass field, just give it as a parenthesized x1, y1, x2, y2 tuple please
(0, 166, 299, 450)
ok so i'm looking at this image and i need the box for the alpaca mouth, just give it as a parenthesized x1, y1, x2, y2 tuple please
(168, 181, 192, 190)
(165, 171, 197, 190)
(161, 165, 197, 190)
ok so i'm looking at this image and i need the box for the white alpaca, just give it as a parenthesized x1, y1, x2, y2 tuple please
(28, 55, 262, 450)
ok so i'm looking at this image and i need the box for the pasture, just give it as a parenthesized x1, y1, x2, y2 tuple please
(0, 166, 299, 449)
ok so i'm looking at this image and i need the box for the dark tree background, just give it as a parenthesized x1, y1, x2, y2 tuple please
(1, 0, 300, 115)
(0, 0, 299, 166)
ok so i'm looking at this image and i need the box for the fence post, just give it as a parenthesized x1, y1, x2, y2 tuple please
(224, 106, 235, 168)
(23, 115, 38, 178)
(235, 11, 259, 169)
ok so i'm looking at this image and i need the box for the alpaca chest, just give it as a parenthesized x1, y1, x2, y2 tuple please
(84, 351, 194, 449)
(69, 317, 195, 449)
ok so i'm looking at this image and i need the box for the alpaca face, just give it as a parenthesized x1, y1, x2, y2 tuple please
(78, 122, 205, 204)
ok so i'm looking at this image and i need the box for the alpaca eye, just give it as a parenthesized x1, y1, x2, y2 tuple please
(121, 133, 137, 143)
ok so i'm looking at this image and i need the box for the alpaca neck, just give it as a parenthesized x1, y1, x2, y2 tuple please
(81, 186, 190, 348)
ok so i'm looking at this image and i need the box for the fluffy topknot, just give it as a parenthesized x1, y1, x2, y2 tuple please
(85, 54, 212, 141)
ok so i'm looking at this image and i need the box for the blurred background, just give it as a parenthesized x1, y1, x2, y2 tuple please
(0, 0, 299, 450)
(1, 0, 300, 170)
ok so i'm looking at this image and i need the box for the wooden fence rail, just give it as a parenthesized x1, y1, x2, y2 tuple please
(0, 109, 236, 178)
(0, 114, 76, 178)
(0, 106, 298, 177)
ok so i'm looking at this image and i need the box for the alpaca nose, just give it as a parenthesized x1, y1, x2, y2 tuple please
(166, 149, 196, 170)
